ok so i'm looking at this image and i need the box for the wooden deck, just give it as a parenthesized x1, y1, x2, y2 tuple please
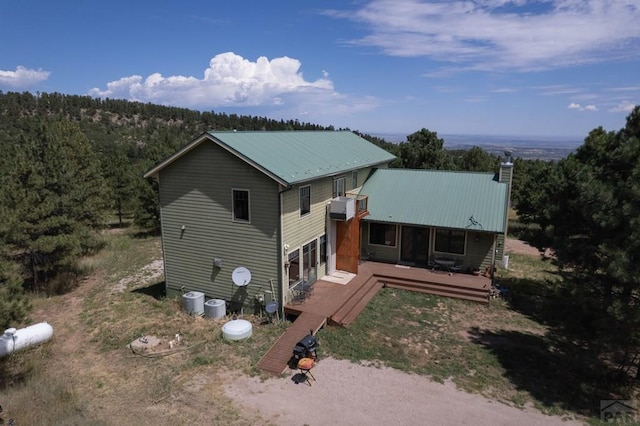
(367, 261, 491, 304)
(257, 261, 491, 375)
(256, 311, 326, 376)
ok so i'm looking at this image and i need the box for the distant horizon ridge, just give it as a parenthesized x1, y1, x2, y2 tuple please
(370, 131, 583, 142)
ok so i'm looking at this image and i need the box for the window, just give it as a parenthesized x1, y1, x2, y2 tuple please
(434, 229, 465, 255)
(232, 189, 250, 222)
(299, 185, 311, 216)
(352, 171, 358, 189)
(288, 249, 300, 288)
(319, 234, 327, 264)
(369, 222, 397, 246)
(333, 177, 346, 198)
(357, 196, 368, 213)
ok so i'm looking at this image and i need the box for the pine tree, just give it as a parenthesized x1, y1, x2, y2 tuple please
(0, 257, 31, 328)
(548, 107, 640, 350)
(0, 119, 110, 293)
(396, 128, 454, 170)
(102, 149, 139, 226)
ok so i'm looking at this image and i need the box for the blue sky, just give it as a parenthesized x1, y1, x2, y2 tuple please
(1, 0, 638, 138)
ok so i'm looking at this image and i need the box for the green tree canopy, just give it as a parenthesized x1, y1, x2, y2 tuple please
(0, 119, 110, 292)
(452, 146, 500, 172)
(101, 146, 140, 226)
(0, 257, 31, 328)
(512, 158, 560, 230)
(548, 106, 640, 349)
(396, 129, 454, 170)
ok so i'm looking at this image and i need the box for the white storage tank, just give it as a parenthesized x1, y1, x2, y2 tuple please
(182, 291, 205, 316)
(222, 319, 253, 341)
(204, 299, 226, 319)
(0, 322, 54, 358)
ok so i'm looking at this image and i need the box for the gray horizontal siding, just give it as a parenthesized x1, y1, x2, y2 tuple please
(361, 222, 495, 271)
(158, 141, 280, 309)
(456, 231, 495, 272)
(361, 222, 400, 263)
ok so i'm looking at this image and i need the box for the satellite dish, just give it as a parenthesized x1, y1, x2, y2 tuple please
(232, 266, 251, 286)
(265, 301, 278, 314)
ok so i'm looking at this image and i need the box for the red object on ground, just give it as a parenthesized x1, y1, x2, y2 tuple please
(298, 357, 314, 370)
(297, 357, 316, 386)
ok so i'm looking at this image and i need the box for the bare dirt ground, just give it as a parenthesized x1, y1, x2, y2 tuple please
(506, 238, 554, 258)
(17, 237, 580, 425)
(505, 238, 540, 256)
(224, 358, 580, 426)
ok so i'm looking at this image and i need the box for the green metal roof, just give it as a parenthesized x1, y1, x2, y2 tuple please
(144, 131, 395, 185)
(206, 131, 395, 185)
(360, 168, 508, 233)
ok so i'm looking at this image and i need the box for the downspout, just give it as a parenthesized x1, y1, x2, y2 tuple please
(277, 184, 293, 318)
(491, 234, 497, 280)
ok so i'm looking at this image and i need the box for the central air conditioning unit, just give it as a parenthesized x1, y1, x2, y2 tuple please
(182, 291, 205, 316)
(204, 299, 226, 319)
(329, 196, 355, 221)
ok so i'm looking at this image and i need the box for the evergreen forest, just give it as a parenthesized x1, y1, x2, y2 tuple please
(2, 90, 640, 388)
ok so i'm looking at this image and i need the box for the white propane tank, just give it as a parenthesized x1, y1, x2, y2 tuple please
(0, 322, 54, 358)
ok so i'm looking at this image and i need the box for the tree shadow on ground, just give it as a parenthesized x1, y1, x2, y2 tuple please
(132, 229, 161, 239)
(132, 281, 166, 300)
(107, 221, 131, 230)
(0, 343, 51, 391)
(467, 327, 618, 418)
(0, 360, 27, 390)
(505, 273, 612, 344)
(477, 275, 634, 418)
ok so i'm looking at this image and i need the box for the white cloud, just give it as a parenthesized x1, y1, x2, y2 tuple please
(568, 102, 598, 111)
(0, 66, 50, 88)
(537, 85, 583, 96)
(572, 93, 599, 101)
(609, 86, 640, 92)
(89, 52, 334, 108)
(465, 96, 488, 103)
(327, 0, 640, 72)
(609, 100, 636, 113)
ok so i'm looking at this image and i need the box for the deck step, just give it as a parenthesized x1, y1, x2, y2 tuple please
(338, 280, 384, 326)
(329, 277, 383, 327)
(375, 273, 488, 294)
(256, 312, 326, 376)
(383, 278, 489, 304)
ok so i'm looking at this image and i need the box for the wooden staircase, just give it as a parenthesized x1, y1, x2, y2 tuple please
(381, 276, 489, 304)
(329, 277, 384, 326)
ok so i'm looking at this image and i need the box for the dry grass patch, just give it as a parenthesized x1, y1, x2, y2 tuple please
(1, 230, 288, 425)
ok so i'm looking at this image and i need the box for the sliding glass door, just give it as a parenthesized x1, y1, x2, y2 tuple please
(302, 240, 317, 284)
(400, 226, 430, 266)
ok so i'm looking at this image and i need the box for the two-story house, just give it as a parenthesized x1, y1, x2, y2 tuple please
(143, 131, 396, 314)
(144, 130, 511, 316)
